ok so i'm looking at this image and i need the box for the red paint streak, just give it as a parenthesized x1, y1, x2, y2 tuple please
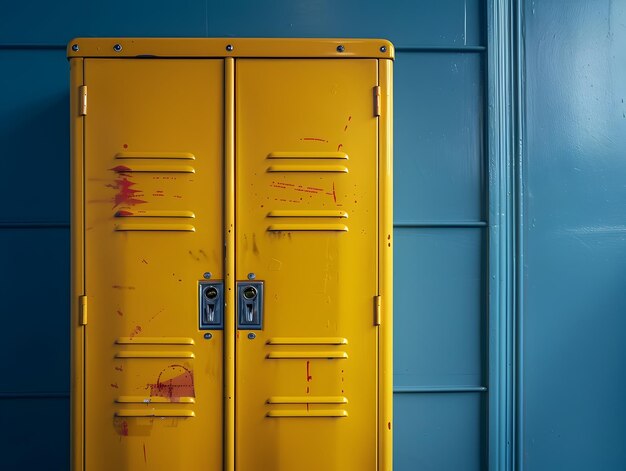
(332, 183, 337, 203)
(300, 137, 328, 143)
(120, 421, 128, 436)
(337, 143, 343, 151)
(110, 383, 119, 389)
(111, 176, 146, 207)
(117, 310, 124, 317)
(115, 210, 134, 217)
(143, 444, 147, 463)
(149, 365, 195, 400)
(115, 366, 123, 372)
(110, 165, 132, 173)
(306, 361, 312, 382)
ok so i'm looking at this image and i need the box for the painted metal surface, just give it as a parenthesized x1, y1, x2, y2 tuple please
(522, 1, 626, 469)
(235, 57, 384, 471)
(2, 2, 485, 471)
(81, 58, 225, 470)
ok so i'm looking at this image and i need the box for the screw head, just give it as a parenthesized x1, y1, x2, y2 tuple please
(113, 43, 122, 52)
(71, 44, 79, 52)
(247, 272, 256, 280)
(380, 45, 387, 53)
(204, 333, 213, 340)
(226, 44, 234, 52)
(336, 45, 345, 53)
(203, 272, 212, 280)
(247, 332, 256, 340)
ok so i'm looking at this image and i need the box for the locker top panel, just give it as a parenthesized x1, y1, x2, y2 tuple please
(66, 37, 394, 59)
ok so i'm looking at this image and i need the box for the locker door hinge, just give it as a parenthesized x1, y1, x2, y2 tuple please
(79, 85, 87, 116)
(374, 295, 382, 326)
(373, 86, 381, 117)
(79, 295, 88, 325)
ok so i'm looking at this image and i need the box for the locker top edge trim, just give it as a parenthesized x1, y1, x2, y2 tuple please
(66, 38, 394, 59)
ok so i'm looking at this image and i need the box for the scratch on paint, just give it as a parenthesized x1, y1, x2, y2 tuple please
(143, 443, 147, 463)
(117, 310, 124, 316)
(332, 183, 337, 203)
(110, 383, 119, 389)
(142, 259, 148, 264)
(300, 137, 328, 143)
(112, 285, 136, 290)
(306, 361, 312, 382)
(115, 366, 123, 372)
(337, 143, 343, 151)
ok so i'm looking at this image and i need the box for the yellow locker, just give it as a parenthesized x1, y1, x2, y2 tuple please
(68, 38, 393, 471)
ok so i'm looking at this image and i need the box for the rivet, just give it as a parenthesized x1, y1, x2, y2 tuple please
(204, 333, 213, 340)
(203, 272, 212, 279)
(247, 332, 256, 340)
(226, 44, 234, 52)
(113, 43, 122, 52)
(71, 44, 79, 52)
(247, 273, 256, 280)
(380, 45, 387, 53)
(336, 45, 345, 53)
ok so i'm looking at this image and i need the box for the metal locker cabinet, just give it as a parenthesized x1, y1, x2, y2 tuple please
(68, 38, 393, 471)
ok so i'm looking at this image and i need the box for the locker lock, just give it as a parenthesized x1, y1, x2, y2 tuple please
(237, 281, 263, 330)
(199, 281, 224, 329)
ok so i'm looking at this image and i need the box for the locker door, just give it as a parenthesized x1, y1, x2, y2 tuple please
(84, 59, 224, 470)
(235, 59, 379, 471)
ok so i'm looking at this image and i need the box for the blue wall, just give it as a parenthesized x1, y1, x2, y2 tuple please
(0, 1, 487, 467)
(6, 1, 623, 470)
(521, 1, 626, 469)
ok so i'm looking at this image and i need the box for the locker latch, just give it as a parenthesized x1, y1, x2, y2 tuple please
(237, 281, 264, 330)
(199, 281, 224, 329)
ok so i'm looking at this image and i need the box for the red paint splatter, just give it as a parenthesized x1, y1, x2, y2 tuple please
(143, 443, 147, 463)
(110, 176, 147, 208)
(129, 325, 142, 339)
(117, 310, 124, 317)
(300, 137, 328, 143)
(148, 365, 195, 400)
(337, 144, 343, 151)
(306, 361, 312, 382)
(110, 383, 119, 389)
(120, 421, 128, 436)
(332, 183, 337, 203)
(115, 210, 134, 217)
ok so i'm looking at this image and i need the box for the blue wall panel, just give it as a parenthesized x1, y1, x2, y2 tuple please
(0, 0, 483, 47)
(0, 398, 69, 470)
(0, 50, 69, 222)
(395, 52, 484, 222)
(0, 229, 70, 393)
(394, 228, 484, 388)
(522, 1, 626, 469)
(394, 393, 484, 471)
